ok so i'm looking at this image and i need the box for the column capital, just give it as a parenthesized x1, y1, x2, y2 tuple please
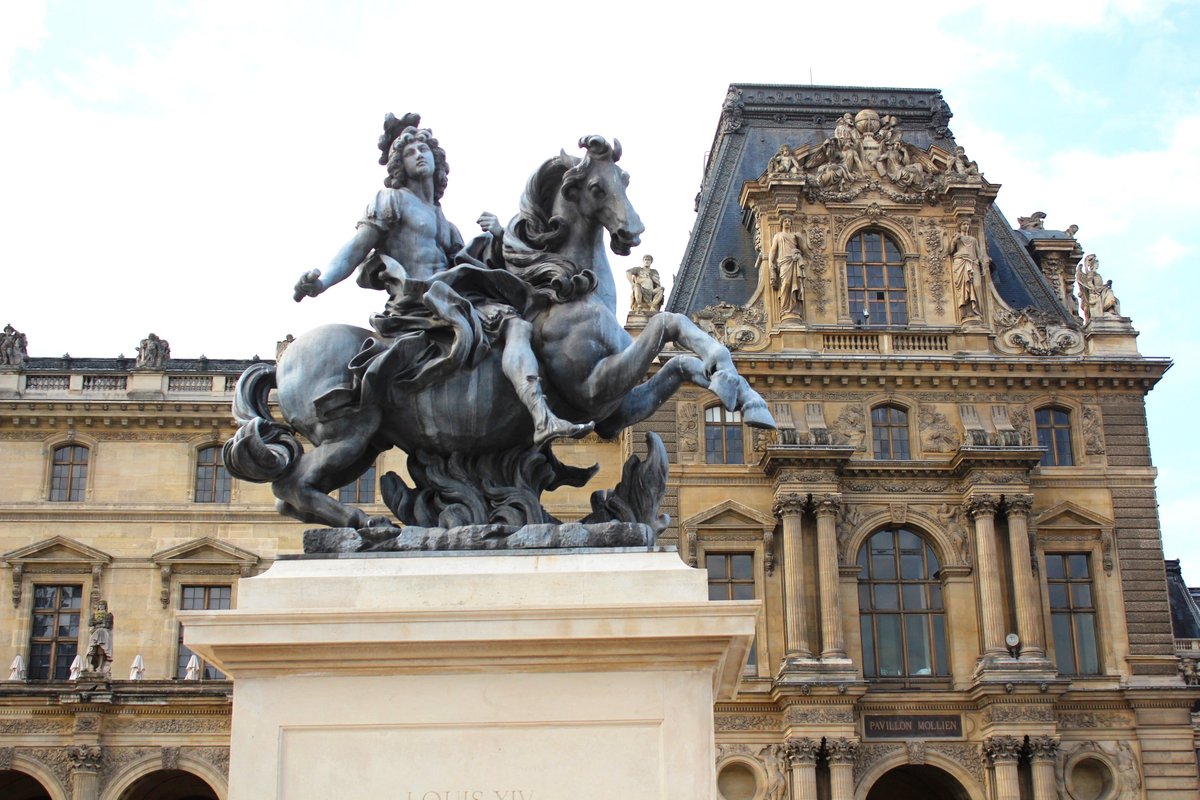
(813, 493, 842, 517)
(67, 744, 103, 771)
(983, 735, 1024, 765)
(963, 493, 999, 519)
(825, 737, 860, 765)
(786, 737, 821, 766)
(1027, 735, 1060, 762)
(773, 491, 807, 519)
(1004, 494, 1035, 517)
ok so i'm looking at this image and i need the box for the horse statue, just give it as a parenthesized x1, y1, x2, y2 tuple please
(224, 131, 774, 543)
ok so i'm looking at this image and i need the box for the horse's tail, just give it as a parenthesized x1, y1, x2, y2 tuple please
(222, 363, 304, 483)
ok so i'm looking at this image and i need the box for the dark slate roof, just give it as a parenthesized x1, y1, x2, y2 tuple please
(668, 83, 1072, 323)
(1165, 560, 1200, 639)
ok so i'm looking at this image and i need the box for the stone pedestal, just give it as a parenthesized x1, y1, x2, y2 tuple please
(183, 549, 757, 800)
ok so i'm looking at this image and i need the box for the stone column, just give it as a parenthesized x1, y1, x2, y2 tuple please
(964, 494, 1007, 660)
(1005, 494, 1044, 659)
(814, 494, 846, 659)
(786, 737, 820, 800)
(67, 745, 102, 800)
(774, 492, 812, 659)
(1028, 735, 1060, 800)
(984, 736, 1023, 800)
(826, 737, 858, 800)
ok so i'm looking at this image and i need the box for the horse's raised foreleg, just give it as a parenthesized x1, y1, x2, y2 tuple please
(594, 355, 708, 438)
(583, 312, 775, 429)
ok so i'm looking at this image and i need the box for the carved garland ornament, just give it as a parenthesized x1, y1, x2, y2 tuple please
(993, 306, 1084, 356)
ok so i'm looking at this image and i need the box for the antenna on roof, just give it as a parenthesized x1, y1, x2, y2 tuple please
(809, 66, 813, 85)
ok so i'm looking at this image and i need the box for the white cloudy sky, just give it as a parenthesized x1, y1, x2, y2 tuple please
(2, 1, 1198, 578)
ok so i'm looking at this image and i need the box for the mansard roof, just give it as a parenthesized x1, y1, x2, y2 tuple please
(668, 83, 1070, 323)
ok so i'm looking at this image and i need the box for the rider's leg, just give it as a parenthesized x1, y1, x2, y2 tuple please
(500, 318, 594, 447)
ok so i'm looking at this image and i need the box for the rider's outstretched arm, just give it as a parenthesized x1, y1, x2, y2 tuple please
(294, 225, 382, 301)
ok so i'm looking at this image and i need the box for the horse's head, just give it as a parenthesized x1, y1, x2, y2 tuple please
(560, 135, 644, 256)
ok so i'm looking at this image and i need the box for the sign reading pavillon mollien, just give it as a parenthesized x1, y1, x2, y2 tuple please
(863, 714, 963, 739)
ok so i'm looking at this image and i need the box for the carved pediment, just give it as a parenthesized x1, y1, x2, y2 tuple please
(756, 108, 985, 204)
(682, 500, 776, 533)
(2, 536, 112, 568)
(1034, 502, 1114, 530)
(152, 538, 260, 607)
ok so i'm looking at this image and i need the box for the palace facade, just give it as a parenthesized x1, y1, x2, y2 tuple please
(1, 85, 1198, 800)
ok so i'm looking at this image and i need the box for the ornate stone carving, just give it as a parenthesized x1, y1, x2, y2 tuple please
(135, 333, 170, 369)
(994, 306, 1084, 356)
(826, 737, 859, 765)
(949, 221, 985, 322)
(963, 494, 998, 518)
(773, 492, 807, 518)
(162, 746, 180, 770)
(715, 713, 778, 732)
(805, 217, 831, 314)
(918, 405, 959, 452)
(74, 715, 100, 733)
(86, 600, 114, 675)
(926, 502, 971, 566)
(99, 746, 158, 789)
(275, 333, 295, 360)
(769, 217, 809, 319)
(67, 745, 103, 771)
(1004, 494, 1034, 517)
(721, 86, 745, 134)
(1179, 655, 1199, 686)
(21, 747, 72, 791)
(0, 747, 12, 770)
(677, 402, 699, 453)
(1082, 406, 1105, 455)
(1076, 254, 1122, 323)
(1018, 211, 1046, 230)
(11, 562, 23, 607)
(768, 144, 802, 176)
(837, 503, 883, 562)
(1027, 736, 1059, 761)
(1009, 406, 1033, 446)
(813, 493, 842, 517)
(784, 705, 855, 725)
(692, 301, 767, 351)
(927, 742, 984, 785)
(626, 255, 664, 316)
(1056, 740, 1140, 800)
(0, 717, 74, 734)
(0, 324, 29, 368)
(987, 704, 1054, 723)
(186, 746, 231, 776)
(983, 735, 1023, 764)
(853, 743, 903, 784)
(829, 404, 865, 449)
(786, 737, 821, 765)
(918, 219, 949, 315)
(759, 744, 789, 800)
(106, 715, 231, 733)
(907, 740, 927, 765)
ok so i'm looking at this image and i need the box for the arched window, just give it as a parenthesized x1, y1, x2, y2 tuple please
(847, 230, 908, 326)
(1036, 407, 1073, 466)
(705, 406, 744, 465)
(194, 446, 231, 503)
(857, 528, 948, 678)
(339, 465, 377, 504)
(49, 444, 89, 501)
(871, 405, 910, 460)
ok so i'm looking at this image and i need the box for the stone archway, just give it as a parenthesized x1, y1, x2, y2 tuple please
(117, 770, 218, 800)
(865, 764, 972, 800)
(0, 769, 53, 800)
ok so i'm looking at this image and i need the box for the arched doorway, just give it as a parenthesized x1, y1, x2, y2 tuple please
(866, 764, 971, 800)
(118, 770, 218, 800)
(0, 769, 53, 800)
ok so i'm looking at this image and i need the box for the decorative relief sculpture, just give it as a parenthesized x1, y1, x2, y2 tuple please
(85, 600, 114, 676)
(676, 402, 699, 453)
(769, 217, 809, 318)
(983, 735, 1024, 764)
(918, 405, 959, 452)
(67, 745, 103, 771)
(994, 305, 1084, 356)
(918, 219, 949, 315)
(787, 737, 821, 765)
(224, 113, 774, 550)
(691, 302, 767, 350)
(803, 217, 831, 314)
(0, 324, 28, 368)
(949, 221, 985, 321)
(767, 144, 801, 176)
(1017, 211, 1047, 230)
(829, 404, 866, 449)
(759, 744, 789, 800)
(1076, 254, 1123, 323)
(722, 86, 745, 134)
(626, 254, 664, 316)
(1082, 406, 1106, 455)
(135, 333, 170, 369)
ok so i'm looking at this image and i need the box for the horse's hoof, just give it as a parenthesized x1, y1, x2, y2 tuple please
(707, 369, 741, 411)
(742, 401, 777, 430)
(534, 419, 596, 449)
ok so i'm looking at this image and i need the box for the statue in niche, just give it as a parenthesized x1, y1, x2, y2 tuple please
(292, 115, 590, 448)
(769, 216, 809, 317)
(768, 144, 800, 175)
(224, 112, 775, 545)
(1076, 254, 1121, 323)
(949, 220, 986, 320)
(626, 254, 664, 315)
(0, 324, 28, 368)
(135, 333, 170, 369)
(85, 600, 113, 675)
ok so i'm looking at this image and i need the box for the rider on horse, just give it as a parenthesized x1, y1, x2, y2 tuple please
(292, 115, 592, 447)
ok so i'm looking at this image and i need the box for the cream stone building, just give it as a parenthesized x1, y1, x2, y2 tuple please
(0, 84, 1197, 800)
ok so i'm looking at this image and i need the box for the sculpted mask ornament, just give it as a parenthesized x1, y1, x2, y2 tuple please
(994, 305, 1084, 356)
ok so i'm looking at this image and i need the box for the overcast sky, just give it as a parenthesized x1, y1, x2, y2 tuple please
(2, 1, 1198, 579)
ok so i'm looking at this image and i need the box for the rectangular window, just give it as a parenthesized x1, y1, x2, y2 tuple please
(706, 553, 757, 670)
(28, 584, 83, 679)
(177, 585, 232, 679)
(1045, 553, 1100, 675)
(339, 465, 377, 504)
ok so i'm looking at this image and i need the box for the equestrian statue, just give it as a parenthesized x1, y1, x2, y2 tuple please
(223, 113, 774, 551)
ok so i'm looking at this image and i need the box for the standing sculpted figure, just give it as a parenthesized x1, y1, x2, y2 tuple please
(86, 600, 114, 674)
(626, 254, 664, 314)
(0, 324, 28, 367)
(769, 217, 808, 317)
(949, 220, 985, 320)
(292, 116, 590, 446)
(136, 333, 170, 369)
(1076, 254, 1120, 322)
